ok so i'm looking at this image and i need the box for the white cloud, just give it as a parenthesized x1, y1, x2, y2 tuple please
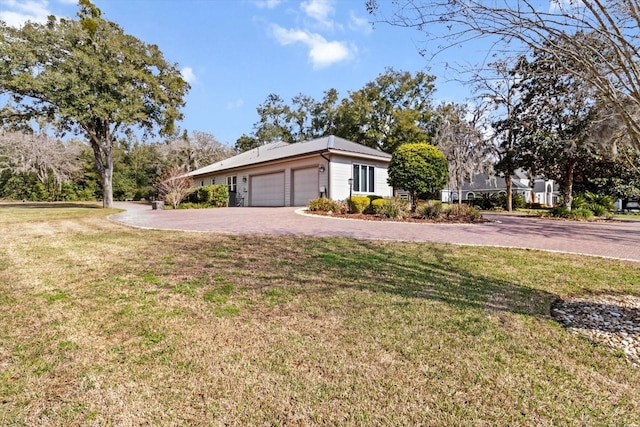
(253, 0, 282, 9)
(227, 98, 244, 110)
(0, 0, 51, 27)
(181, 67, 196, 84)
(301, 0, 335, 27)
(270, 24, 353, 69)
(348, 11, 372, 35)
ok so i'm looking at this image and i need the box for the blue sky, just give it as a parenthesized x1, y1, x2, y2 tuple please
(0, 0, 473, 146)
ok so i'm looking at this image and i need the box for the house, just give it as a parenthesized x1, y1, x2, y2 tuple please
(188, 135, 393, 207)
(440, 170, 559, 206)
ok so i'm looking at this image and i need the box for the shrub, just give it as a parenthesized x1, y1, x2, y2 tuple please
(584, 192, 614, 217)
(569, 208, 594, 220)
(416, 200, 443, 219)
(445, 203, 482, 221)
(134, 186, 156, 201)
(347, 195, 371, 213)
(590, 204, 609, 217)
(571, 195, 587, 210)
(188, 184, 229, 207)
(378, 197, 410, 219)
(308, 198, 345, 213)
(364, 195, 383, 213)
(369, 198, 386, 214)
(550, 206, 571, 218)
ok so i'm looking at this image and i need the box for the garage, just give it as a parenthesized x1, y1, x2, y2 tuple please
(292, 167, 319, 206)
(249, 172, 285, 206)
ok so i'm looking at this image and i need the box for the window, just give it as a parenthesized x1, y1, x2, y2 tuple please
(466, 192, 475, 200)
(352, 164, 375, 193)
(226, 176, 237, 192)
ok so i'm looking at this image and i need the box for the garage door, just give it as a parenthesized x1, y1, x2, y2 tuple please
(292, 168, 319, 206)
(250, 172, 285, 206)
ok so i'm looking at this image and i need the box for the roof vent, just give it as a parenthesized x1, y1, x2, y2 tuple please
(327, 135, 335, 148)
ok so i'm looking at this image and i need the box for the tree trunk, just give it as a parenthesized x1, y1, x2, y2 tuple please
(505, 174, 513, 211)
(102, 165, 113, 208)
(457, 188, 462, 206)
(561, 159, 576, 210)
(91, 136, 115, 209)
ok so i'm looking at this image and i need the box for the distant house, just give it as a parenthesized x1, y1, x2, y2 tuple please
(440, 170, 560, 206)
(188, 135, 392, 207)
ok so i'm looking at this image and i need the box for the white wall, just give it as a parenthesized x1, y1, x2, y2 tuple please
(329, 154, 392, 200)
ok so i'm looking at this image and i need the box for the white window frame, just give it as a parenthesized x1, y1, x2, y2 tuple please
(352, 164, 375, 193)
(226, 175, 237, 192)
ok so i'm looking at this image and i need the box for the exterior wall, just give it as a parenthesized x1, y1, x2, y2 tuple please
(192, 155, 327, 207)
(192, 152, 390, 206)
(328, 154, 392, 201)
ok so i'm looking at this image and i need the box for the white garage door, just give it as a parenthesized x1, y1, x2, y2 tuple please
(293, 168, 319, 206)
(250, 172, 285, 206)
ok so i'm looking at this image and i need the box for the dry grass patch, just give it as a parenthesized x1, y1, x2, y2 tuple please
(0, 203, 639, 425)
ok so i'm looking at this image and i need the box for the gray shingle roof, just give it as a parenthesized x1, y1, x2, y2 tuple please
(189, 135, 391, 177)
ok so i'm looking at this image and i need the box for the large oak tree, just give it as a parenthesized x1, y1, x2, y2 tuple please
(0, 0, 189, 207)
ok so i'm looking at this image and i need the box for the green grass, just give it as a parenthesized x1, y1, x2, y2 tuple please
(0, 202, 639, 425)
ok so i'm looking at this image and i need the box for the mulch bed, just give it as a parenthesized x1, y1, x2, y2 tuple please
(307, 211, 491, 224)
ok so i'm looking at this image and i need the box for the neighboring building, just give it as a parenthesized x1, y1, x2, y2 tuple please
(188, 135, 393, 207)
(441, 170, 559, 206)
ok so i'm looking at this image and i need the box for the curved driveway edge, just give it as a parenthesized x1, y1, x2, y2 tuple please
(110, 202, 640, 262)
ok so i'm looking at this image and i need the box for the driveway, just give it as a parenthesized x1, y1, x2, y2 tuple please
(111, 202, 640, 262)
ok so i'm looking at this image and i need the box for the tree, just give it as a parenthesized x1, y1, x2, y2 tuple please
(0, 0, 189, 208)
(253, 93, 293, 143)
(235, 134, 260, 153)
(0, 130, 81, 197)
(432, 103, 493, 205)
(162, 130, 234, 171)
(515, 43, 599, 209)
(387, 143, 448, 211)
(335, 68, 436, 152)
(154, 165, 194, 209)
(473, 58, 527, 211)
(367, 0, 640, 151)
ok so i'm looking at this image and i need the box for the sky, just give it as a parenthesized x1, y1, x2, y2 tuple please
(0, 0, 476, 146)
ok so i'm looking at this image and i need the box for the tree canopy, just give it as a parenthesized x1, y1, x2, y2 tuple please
(367, 0, 640, 152)
(239, 68, 435, 153)
(0, 0, 189, 207)
(387, 143, 448, 210)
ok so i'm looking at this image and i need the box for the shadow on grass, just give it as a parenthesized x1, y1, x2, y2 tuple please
(318, 240, 555, 317)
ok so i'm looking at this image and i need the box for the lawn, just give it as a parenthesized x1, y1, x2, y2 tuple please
(0, 203, 638, 425)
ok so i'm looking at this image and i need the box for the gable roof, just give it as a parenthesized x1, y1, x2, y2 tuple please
(189, 135, 391, 177)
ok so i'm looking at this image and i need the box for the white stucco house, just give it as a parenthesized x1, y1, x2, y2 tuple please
(441, 170, 560, 206)
(188, 135, 393, 207)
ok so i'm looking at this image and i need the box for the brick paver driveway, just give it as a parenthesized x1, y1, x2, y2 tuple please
(111, 202, 640, 262)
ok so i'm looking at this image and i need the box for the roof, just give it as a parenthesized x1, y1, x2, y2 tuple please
(189, 135, 391, 177)
(460, 173, 531, 192)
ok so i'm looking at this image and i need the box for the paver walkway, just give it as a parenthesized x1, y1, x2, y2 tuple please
(111, 202, 640, 262)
